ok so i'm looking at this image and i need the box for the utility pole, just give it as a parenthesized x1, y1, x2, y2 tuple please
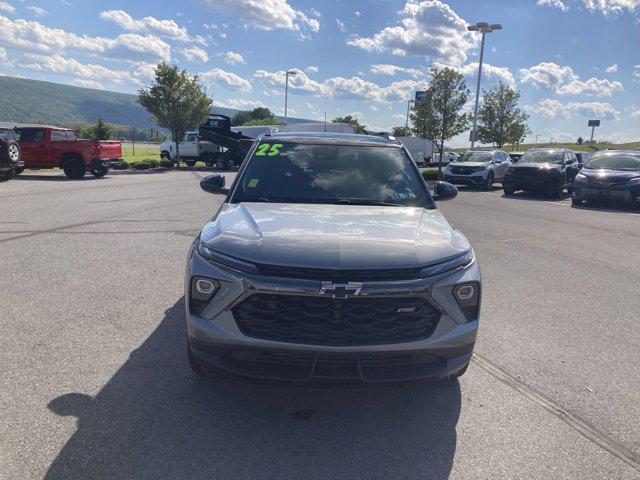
(284, 69, 297, 124)
(467, 22, 502, 149)
(405, 100, 414, 130)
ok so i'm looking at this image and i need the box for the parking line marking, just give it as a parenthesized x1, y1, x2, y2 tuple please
(472, 354, 640, 471)
(477, 191, 572, 206)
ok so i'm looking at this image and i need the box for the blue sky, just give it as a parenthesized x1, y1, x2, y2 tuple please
(0, 0, 639, 145)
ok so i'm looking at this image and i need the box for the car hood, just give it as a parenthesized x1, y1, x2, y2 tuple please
(449, 162, 490, 168)
(200, 203, 470, 270)
(509, 163, 562, 171)
(581, 169, 639, 182)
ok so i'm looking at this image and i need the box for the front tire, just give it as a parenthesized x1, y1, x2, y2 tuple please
(63, 157, 86, 179)
(483, 172, 494, 191)
(14, 167, 24, 175)
(185, 160, 197, 167)
(551, 178, 564, 199)
(571, 197, 583, 206)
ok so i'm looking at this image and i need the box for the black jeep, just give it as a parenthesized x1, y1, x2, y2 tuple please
(0, 128, 22, 181)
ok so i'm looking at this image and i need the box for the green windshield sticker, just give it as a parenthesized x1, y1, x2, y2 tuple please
(255, 143, 283, 157)
(247, 178, 259, 188)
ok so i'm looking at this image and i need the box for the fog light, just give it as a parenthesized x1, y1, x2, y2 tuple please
(453, 282, 480, 322)
(456, 285, 475, 300)
(196, 279, 216, 295)
(190, 276, 219, 316)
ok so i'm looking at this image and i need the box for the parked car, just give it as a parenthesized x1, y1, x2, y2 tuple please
(508, 151, 525, 162)
(443, 149, 511, 190)
(0, 128, 21, 180)
(503, 148, 580, 198)
(14, 126, 123, 179)
(574, 151, 592, 167)
(160, 131, 223, 167)
(187, 132, 480, 384)
(572, 150, 640, 206)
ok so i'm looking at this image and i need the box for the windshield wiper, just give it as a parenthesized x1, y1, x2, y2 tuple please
(336, 199, 404, 207)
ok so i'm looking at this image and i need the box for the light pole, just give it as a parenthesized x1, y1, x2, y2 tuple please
(550, 137, 554, 145)
(467, 22, 502, 149)
(284, 69, 297, 124)
(405, 99, 415, 130)
(535, 134, 541, 145)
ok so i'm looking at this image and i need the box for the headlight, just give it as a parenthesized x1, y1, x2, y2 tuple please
(189, 276, 219, 315)
(575, 173, 587, 183)
(197, 241, 258, 273)
(420, 250, 474, 278)
(453, 282, 480, 321)
(626, 177, 640, 186)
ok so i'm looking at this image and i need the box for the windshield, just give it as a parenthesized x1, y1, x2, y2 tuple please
(231, 142, 431, 207)
(584, 153, 640, 171)
(520, 150, 563, 165)
(458, 152, 493, 162)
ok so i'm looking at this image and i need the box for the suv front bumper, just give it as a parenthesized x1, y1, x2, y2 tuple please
(185, 244, 481, 384)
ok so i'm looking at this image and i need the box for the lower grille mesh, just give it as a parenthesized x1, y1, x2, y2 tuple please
(232, 294, 441, 346)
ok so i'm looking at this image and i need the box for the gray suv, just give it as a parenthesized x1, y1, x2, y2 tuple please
(186, 132, 481, 384)
(444, 149, 511, 189)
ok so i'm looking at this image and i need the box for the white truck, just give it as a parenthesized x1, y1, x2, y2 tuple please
(160, 132, 223, 167)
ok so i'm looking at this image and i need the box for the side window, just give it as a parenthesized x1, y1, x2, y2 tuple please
(17, 129, 45, 142)
(66, 131, 77, 141)
(187, 133, 197, 142)
(51, 130, 66, 141)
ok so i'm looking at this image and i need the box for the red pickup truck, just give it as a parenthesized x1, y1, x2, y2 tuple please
(14, 126, 123, 179)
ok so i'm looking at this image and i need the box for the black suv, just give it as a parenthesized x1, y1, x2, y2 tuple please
(503, 148, 580, 198)
(0, 128, 22, 180)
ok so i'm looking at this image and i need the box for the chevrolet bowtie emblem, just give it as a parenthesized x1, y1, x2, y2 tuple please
(319, 281, 363, 298)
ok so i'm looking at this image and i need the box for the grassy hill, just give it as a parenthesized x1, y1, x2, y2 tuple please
(0, 76, 310, 128)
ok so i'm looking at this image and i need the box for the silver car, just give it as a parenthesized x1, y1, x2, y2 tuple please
(444, 149, 512, 190)
(186, 132, 481, 384)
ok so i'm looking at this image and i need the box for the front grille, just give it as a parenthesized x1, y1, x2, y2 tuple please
(232, 294, 441, 346)
(512, 166, 548, 177)
(451, 167, 478, 175)
(255, 263, 422, 281)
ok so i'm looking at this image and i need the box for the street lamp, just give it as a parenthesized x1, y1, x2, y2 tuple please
(467, 22, 502, 149)
(405, 99, 415, 130)
(284, 69, 297, 124)
(535, 134, 541, 145)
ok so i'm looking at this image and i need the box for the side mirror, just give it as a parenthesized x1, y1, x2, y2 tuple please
(432, 181, 458, 202)
(200, 174, 229, 195)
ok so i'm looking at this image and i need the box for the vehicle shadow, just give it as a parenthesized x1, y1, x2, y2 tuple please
(12, 174, 103, 181)
(570, 201, 640, 214)
(45, 298, 461, 480)
(498, 191, 572, 202)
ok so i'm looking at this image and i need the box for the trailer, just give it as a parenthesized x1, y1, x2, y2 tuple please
(198, 114, 254, 169)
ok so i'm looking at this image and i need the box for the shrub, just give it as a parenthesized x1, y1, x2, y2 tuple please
(133, 162, 150, 170)
(113, 161, 128, 170)
(147, 160, 159, 168)
(160, 159, 173, 168)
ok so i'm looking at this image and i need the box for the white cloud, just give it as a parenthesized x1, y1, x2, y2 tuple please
(582, 0, 640, 15)
(100, 10, 191, 42)
(304, 65, 319, 73)
(443, 62, 516, 88)
(370, 64, 423, 79)
(605, 64, 618, 73)
(17, 53, 152, 87)
(201, 68, 252, 92)
(347, 1, 476, 66)
(199, 0, 320, 35)
(532, 98, 620, 120)
(520, 62, 623, 96)
(0, 47, 6, 61)
(0, 2, 15, 13)
(631, 108, 640, 118)
(254, 68, 428, 102)
(26, 6, 47, 17)
(354, 10, 361, 17)
(537, 0, 569, 11)
(217, 98, 267, 110)
(335, 19, 346, 32)
(224, 51, 245, 65)
(634, 65, 640, 81)
(0, 14, 171, 63)
(181, 47, 209, 63)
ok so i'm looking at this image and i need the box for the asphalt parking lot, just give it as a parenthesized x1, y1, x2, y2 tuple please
(1, 170, 639, 479)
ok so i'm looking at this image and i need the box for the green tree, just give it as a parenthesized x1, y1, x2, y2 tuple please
(137, 62, 212, 166)
(92, 117, 113, 140)
(508, 123, 531, 150)
(231, 107, 277, 126)
(410, 67, 469, 177)
(332, 115, 366, 134)
(391, 125, 410, 137)
(577, 136, 584, 145)
(477, 82, 529, 149)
